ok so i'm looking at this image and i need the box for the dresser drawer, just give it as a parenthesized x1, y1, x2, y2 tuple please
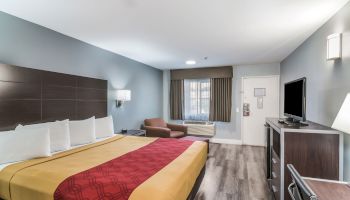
(271, 150, 281, 199)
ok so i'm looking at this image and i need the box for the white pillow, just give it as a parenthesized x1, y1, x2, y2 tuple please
(69, 117, 96, 146)
(16, 120, 70, 152)
(95, 116, 114, 139)
(0, 127, 51, 164)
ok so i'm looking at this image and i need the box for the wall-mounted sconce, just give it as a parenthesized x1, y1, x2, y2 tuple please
(327, 33, 342, 60)
(115, 90, 131, 107)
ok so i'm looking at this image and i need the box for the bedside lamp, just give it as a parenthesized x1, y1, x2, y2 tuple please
(332, 93, 350, 134)
(116, 90, 131, 108)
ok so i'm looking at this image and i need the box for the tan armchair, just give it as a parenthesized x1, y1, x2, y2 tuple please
(144, 118, 187, 138)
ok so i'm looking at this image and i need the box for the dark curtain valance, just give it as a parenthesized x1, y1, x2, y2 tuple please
(171, 66, 232, 80)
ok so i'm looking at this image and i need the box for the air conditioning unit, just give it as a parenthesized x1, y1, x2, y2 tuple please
(183, 121, 216, 137)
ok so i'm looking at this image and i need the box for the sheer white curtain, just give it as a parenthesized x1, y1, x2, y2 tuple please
(184, 79, 210, 121)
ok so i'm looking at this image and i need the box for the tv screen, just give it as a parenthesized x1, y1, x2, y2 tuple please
(284, 78, 306, 121)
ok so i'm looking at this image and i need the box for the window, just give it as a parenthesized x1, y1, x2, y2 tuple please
(184, 79, 210, 121)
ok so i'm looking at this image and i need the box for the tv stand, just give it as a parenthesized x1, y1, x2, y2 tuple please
(265, 118, 343, 200)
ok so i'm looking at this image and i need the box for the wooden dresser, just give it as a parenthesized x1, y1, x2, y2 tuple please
(265, 118, 343, 200)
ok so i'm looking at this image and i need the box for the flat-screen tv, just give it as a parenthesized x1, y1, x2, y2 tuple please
(284, 77, 306, 122)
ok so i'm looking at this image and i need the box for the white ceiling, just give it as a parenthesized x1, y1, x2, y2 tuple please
(0, 0, 349, 69)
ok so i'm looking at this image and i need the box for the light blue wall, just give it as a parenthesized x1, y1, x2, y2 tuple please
(280, 2, 350, 180)
(0, 11, 163, 131)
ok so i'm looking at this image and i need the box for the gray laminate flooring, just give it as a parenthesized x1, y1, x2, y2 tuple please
(194, 143, 273, 200)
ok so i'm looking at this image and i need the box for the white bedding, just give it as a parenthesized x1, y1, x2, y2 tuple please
(0, 135, 116, 171)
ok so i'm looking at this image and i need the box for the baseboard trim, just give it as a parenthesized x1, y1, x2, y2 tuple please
(210, 138, 242, 145)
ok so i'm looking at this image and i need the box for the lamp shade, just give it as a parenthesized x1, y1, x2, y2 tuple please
(332, 93, 350, 134)
(116, 90, 131, 101)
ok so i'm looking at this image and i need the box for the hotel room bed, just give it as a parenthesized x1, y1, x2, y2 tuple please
(0, 135, 207, 200)
(0, 64, 208, 200)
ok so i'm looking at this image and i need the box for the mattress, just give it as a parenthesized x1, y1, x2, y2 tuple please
(0, 135, 207, 200)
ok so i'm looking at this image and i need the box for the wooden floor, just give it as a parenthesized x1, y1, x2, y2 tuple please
(194, 143, 273, 200)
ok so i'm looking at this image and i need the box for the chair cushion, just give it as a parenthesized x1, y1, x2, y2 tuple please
(144, 118, 167, 128)
(170, 131, 185, 138)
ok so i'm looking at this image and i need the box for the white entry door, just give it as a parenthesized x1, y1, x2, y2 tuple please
(242, 76, 279, 146)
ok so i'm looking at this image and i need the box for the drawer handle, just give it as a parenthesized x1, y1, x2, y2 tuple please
(272, 185, 278, 193)
(272, 172, 277, 179)
(272, 158, 277, 164)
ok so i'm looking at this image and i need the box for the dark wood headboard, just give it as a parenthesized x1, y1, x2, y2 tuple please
(0, 63, 107, 131)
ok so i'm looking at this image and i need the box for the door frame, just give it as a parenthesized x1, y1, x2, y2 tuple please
(240, 75, 280, 146)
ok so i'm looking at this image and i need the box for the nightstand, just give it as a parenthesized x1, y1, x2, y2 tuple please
(118, 129, 146, 136)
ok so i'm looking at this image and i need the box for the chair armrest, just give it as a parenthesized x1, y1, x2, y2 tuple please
(144, 126, 171, 138)
(167, 123, 188, 134)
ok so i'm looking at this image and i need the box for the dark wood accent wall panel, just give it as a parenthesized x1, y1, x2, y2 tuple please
(0, 100, 42, 130)
(42, 100, 76, 121)
(77, 101, 107, 119)
(0, 63, 107, 130)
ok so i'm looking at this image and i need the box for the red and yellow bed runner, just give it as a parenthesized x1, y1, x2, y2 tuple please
(0, 135, 207, 200)
(54, 138, 194, 200)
